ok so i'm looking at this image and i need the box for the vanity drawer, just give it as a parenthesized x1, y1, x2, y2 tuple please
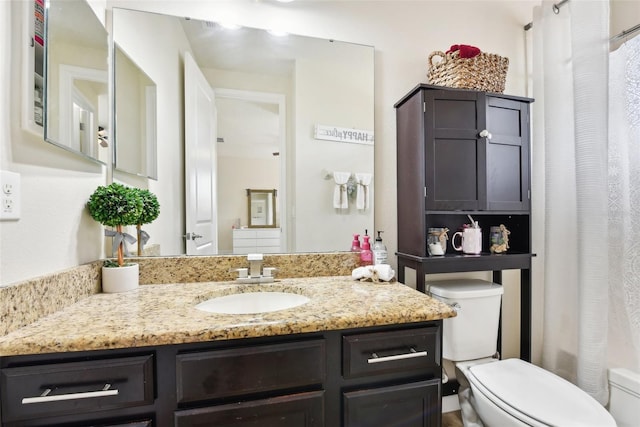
(343, 326, 439, 379)
(176, 339, 326, 403)
(255, 229, 280, 239)
(0, 355, 154, 422)
(175, 390, 324, 427)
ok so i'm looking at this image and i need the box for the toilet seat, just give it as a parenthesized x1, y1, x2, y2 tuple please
(466, 359, 617, 427)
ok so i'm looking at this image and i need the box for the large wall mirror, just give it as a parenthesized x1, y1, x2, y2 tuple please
(112, 8, 374, 256)
(44, 0, 108, 164)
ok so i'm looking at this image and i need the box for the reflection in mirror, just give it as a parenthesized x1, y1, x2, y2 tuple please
(114, 45, 158, 179)
(112, 8, 374, 256)
(44, 0, 108, 164)
(247, 189, 277, 228)
(216, 89, 284, 254)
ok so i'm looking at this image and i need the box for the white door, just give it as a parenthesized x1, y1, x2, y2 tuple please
(184, 51, 217, 255)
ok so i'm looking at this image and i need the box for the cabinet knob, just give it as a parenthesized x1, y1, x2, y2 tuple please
(479, 129, 492, 140)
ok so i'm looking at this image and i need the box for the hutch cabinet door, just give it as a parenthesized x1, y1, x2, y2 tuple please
(424, 89, 485, 211)
(422, 89, 531, 212)
(485, 96, 531, 211)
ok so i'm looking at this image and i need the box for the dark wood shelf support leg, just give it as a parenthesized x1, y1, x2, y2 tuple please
(492, 271, 503, 358)
(520, 268, 532, 362)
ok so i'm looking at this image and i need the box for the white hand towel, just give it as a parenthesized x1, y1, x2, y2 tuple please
(351, 264, 395, 282)
(355, 173, 372, 210)
(333, 171, 350, 209)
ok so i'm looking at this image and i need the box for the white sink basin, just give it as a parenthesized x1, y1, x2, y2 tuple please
(195, 291, 310, 314)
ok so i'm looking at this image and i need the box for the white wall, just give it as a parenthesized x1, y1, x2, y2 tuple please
(0, 1, 107, 286)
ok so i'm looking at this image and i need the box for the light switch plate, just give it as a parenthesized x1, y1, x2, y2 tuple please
(0, 171, 21, 220)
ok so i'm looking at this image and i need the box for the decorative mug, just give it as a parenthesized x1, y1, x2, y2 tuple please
(452, 228, 482, 254)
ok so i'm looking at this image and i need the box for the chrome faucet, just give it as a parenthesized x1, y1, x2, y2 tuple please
(247, 253, 263, 278)
(234, 254, 275, 283)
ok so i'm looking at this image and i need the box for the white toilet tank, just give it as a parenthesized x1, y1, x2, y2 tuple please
(427, 279, 503, 361)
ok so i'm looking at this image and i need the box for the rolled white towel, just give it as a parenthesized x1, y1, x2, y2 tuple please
(333, 171, 350, 209)
(352, 264, 395, 282)
(355, 172, 372, 210)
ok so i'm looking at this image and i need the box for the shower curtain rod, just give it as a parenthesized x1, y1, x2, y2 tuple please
(525, 18, 640, 43)
(523, 0, 639, 43)
(610, 23, 640, 42)
(524, 0, 570, 31)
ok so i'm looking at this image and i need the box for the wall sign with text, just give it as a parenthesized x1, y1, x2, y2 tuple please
(314, 124, 374, 145)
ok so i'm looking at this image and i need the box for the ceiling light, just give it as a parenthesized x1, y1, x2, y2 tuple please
(219, 22, 241, 30)
(267, 29, 289, 37)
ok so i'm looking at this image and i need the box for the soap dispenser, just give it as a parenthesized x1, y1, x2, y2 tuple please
(351, 234, 361, 252)
(360, 234, 373, 266)
(372, 231, 388, 265)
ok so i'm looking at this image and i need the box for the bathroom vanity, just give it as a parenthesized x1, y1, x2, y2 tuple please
(0, 277, 455, 426)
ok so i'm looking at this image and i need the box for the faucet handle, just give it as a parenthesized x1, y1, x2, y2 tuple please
(247, 253, 264, 261)
(263, 267, 278, 278)
(230, 267, 248, 279)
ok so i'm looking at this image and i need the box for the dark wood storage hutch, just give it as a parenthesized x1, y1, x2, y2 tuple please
(394, 84, 534, 362)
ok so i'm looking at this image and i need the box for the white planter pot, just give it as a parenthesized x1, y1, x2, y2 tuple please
(101, 263, 139, 293)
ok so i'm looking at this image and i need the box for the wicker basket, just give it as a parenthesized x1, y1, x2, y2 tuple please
(427, 50, 509, 93)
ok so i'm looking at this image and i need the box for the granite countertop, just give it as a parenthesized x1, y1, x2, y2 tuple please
(0, 276, 456, 356)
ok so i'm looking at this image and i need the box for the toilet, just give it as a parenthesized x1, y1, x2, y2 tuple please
(427, 279, 617, 427)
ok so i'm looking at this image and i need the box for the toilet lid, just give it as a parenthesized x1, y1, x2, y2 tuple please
(467, 359, 616, 427)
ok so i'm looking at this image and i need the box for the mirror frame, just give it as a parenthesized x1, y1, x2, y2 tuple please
(43, 0, 108, 165)
(247, 189, 277, 228)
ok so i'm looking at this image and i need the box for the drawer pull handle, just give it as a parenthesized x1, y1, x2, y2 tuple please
(22, 383, 118, 404)
(368, 347, 428, 364)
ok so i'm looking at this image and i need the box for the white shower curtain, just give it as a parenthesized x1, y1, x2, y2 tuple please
(608, 35, 640, 372)
(532, 0, 610, 404)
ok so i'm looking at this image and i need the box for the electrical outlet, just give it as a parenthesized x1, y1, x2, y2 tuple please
(0, 171, 20, 221)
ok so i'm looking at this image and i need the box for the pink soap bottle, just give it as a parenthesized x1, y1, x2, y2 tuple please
(351, 234, 361, 252)
(360, 235, 373, 266)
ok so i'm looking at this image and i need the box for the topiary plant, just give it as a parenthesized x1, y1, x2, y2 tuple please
(87, 183, 143, 267)
(134, 188, 160, 255)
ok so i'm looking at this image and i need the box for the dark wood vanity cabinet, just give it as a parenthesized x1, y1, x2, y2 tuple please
(341, 327, 441, 427)
(394, 84, 534, 362)
(0, 322, 442, 427)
